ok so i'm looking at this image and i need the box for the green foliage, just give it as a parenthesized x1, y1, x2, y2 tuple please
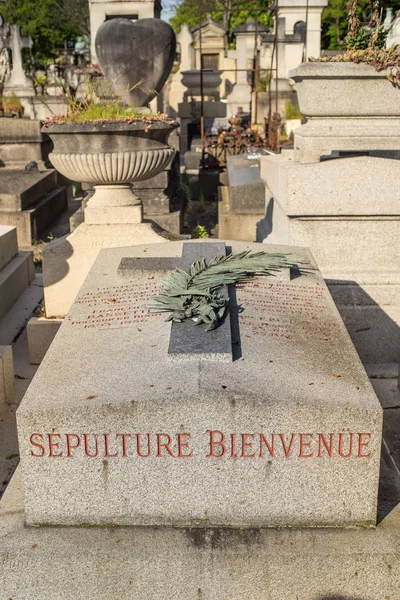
(2, 94, 22, 109)
(256, 71, 272, 92)
(321, 0, 400, 51)
(170, 0, 273, 37)
(191, 224, 209, 238)
(285, 100, 303, 120)
(316, 0, 400, 84)
(43, 80, 170, 125)
(0, 0, 89, 65)
(149, 250, 297, 331)
(198, 193, 206, 214)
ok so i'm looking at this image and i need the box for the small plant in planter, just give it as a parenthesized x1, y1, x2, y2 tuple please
(42, 89, 178, 223)
(310, 0, 400, 85)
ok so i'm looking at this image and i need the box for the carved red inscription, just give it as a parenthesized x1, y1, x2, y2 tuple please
(29, 429, 372, 460)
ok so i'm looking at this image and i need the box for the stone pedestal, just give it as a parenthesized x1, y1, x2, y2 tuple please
(0, 225, 35, 320)
(258, 63, 400, 364)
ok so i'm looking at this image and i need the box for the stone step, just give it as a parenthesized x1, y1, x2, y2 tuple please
(0, 225, 18, 271)
(0, 169, 58, 212)
(0, 274, 43, 346)
(0, 186, 68, 247)
(0, 251, 35, 322)
(0, 467, 400, 599)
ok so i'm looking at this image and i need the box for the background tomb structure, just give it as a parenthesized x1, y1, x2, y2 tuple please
(218, 154, 266, 241)
(0, 225, 34, 320)
(1, 240, 400, 597)
(257, 62, 400, 367)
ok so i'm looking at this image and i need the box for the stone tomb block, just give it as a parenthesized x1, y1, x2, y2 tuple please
(17, 241, 382, 527)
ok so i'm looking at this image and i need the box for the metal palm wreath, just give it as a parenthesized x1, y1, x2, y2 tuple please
(149, 250, 297, 331)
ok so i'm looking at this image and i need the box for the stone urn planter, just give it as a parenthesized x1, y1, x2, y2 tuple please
(43, 120, 178, 224)
(289, 62, 400, 162)
(290, 62, 400, 117)
(181, 70, 222, 100)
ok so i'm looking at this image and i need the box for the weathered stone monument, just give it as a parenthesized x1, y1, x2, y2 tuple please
(2, 239, 399, 597)
(258, 63, 400, 365)
(19, 241, 383, 527)
(1, 21, 35, 103)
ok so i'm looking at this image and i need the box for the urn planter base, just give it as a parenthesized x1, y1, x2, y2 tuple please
(84, 184, 143, 225)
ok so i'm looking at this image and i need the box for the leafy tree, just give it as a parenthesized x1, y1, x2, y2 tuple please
(321, 0, 400, 50)
(0, 0, 89, 65)
(170, 0, 272, 37)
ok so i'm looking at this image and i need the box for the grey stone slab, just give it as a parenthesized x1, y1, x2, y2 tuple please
(0, 274, 43, 346)
(0, 185, 68, 247)
(0, 251, 35, 321)
(17, 240, 382, 528)
(27, 317, 63, 365)
(0, 225, 18, 270)
(146, 210, 181, 236)
(227, 155, 265, 213)
(0, 118, 43, 143)
(1, 469, 400, 600)
(0, 169, 57, 212)
(371, 379, 400, 409)
(0, 345, 14, 410)
(132, 169, 169, 190)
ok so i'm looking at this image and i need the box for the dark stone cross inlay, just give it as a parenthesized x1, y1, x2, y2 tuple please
(118, 242, 233, 361)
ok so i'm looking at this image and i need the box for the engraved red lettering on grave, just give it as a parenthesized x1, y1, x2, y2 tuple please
(299, 433, 314, 458)
(259, 433, 275, 458)
(156, 433, 175, 457)
(241, 433, 256, 458)
(66, 433, 81, 457)
(30, 433, 45, 457)
(357, 433, 372, 458)
(104, 433, 119, 458)
(205, 429, 227, 458)
(136, 433, 151, 457)
(317, 433, 334, 458)
(278, 433, 296, 458)
(177, 433, 193, 458)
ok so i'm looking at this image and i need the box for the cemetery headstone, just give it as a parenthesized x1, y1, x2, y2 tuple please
(1, 22, 34, 98)
(17, 240, 382, 528)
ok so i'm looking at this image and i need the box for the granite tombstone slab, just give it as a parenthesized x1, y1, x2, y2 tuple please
(95, 18, 176, 106)
(17, 240, 383, 527)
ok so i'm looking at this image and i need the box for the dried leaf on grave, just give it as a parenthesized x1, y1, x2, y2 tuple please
(332, 374, 342, 378)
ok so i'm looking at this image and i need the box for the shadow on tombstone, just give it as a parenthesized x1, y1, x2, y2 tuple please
(327, 281, 400, 365)
(42, 237, 72, 286)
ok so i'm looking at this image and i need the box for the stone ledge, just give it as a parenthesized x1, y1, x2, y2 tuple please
(1, 468, 399, 599)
